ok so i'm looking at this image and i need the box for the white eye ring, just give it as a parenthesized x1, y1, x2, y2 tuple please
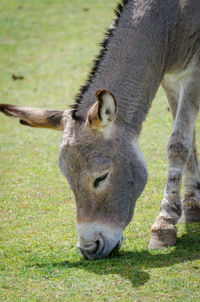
(94, 172, 109, 188)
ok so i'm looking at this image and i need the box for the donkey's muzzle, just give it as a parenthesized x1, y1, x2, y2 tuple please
(78, 233, 105, 259)
(77, 232, 123, 260)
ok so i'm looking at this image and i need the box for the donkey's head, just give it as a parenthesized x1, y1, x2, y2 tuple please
(0, 89, 148, 259)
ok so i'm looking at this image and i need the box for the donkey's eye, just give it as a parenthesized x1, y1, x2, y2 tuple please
(94, 172, 109, 188)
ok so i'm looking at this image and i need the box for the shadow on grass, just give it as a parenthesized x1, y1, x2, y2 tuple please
(27, 223, 200, 288)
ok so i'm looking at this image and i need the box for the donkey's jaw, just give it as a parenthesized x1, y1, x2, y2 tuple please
(77, 223, 124, 260)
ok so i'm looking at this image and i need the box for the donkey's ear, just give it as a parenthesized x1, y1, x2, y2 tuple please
(86, 89, 117, 137)
(0, 104, 72, 130)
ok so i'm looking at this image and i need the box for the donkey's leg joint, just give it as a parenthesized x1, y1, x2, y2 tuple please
(167, 137, 190, 164)
(180, 183, 200, 223)
(179, 137, 200, 223)
(179, 205, 200, 223)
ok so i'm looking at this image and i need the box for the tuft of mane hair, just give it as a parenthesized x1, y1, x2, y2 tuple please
(72, 0, 130, 121)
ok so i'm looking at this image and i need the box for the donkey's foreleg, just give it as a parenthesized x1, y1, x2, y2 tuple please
(180, 133, 200, 222)
(161, 77, 200, 223)
(149, 79, 200, 249)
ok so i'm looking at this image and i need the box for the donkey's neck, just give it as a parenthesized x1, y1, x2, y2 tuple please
(73, 0, 175, 135)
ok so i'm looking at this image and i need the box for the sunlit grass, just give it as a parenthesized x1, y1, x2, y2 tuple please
(0, 0, 200, 301)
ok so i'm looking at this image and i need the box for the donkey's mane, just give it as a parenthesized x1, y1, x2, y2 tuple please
(72, 0, 130, 121)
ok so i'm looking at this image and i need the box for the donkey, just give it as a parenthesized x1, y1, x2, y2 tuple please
(1, 0, 200, 259)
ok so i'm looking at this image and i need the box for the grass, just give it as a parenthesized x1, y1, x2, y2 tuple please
(0, 0, 200, 301)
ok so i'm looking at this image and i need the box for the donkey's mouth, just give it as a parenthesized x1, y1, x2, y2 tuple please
(112, 236, 123, 253)
(78, 234, 123, 260)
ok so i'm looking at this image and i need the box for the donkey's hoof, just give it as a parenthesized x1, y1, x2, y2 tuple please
(179, 206, 200, 223)
(148, 226, 177, 249)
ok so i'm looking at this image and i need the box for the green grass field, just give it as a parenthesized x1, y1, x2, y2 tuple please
(0, 0, 200, 301)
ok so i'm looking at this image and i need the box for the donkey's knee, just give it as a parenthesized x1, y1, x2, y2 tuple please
(167, 134, 191, 167)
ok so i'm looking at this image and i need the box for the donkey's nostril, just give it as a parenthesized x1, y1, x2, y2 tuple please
(78, 234, 105, 259)
(93, 240, 100, 254)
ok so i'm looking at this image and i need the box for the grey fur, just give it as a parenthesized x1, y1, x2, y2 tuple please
(61, 0, 200, 255)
